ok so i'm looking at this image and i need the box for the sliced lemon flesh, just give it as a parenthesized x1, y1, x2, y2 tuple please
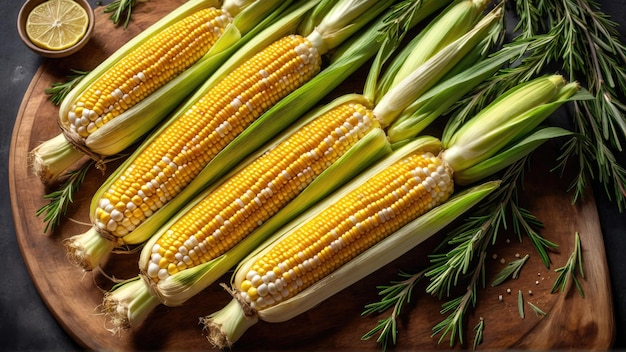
(26, 0, 89, 51)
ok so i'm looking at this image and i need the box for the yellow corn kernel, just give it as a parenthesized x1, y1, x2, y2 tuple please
(66, 8, 233, 138)
(145, 102, 379, 283)
(93, 34, 322, 240)
(237, 152, 454, 311)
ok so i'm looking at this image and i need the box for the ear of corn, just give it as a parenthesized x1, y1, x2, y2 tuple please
(29, 0, 292, 184)
(142, 98, 379, 285)
(233, 151, 455, 311)
(244, 182, 499, 323)
(202, 74, 588, 347)
(61, 8, 231, 141)
(202, 136, 499, 348)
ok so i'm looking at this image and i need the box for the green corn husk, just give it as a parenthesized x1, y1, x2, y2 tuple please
(385, 34, 533, 145)
(453, 126, 574, 184)
(29, 0, 292, 185)
(372, 5, 501, 127)
(441, 75, 587, 183)
(372, 0, 492, 102)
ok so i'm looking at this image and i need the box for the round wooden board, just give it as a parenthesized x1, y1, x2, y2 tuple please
(8, 2, 615, 350)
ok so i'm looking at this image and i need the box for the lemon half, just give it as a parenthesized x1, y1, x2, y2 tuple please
(26, 0, 90, 51)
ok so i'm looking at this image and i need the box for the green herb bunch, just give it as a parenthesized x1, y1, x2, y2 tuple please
(363, 0, 626, 348)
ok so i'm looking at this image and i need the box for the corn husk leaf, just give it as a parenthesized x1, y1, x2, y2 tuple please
(386, 36, 529, 144)
(373, 6, 501, 127)
(313, 0, 396, 52)
(454, 127, 574, 184)
(372, 0, 491, 102)
(441, 77, 587, 174)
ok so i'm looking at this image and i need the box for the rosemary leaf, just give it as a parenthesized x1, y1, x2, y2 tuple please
(551, 232, 585, 298)
(491, 254, 529, 287)
(425, 158, 549, 346)
(527, 301, 547, 317)
(361, 270, 423, 351)
(518, 290, 524, 319)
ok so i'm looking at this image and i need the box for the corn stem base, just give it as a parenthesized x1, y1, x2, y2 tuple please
(202, 296, 258, 349)
(29, 133, 86, 185)
(63, 227, 116, 271)
(102, 277, 161, 332)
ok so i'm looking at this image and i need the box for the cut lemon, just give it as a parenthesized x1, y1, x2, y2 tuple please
(25, 0, 90, 51)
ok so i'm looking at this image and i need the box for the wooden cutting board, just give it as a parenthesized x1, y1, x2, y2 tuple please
(8, 1, 615, 350)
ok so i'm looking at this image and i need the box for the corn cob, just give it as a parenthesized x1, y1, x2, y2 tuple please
(29, 0, 290, 185)
(202, 74, 584, 347)
(237, 150, 454, 311)
(65, 0, 402, 272)
(101, 0, 495, 331)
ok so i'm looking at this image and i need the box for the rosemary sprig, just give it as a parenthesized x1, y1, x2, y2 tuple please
(527, 301, 547, 317)
(361, 270, 425, 351)
(363, 1, 625, 348)
(45, 69, 89, 105)
(472, 317, 484, 350)
(431, 251, 486, 346)
(426, 158, 553, 298)
(103, 0, 140, 29)
(490, 253, 529, 287)
(511, 0, 626, 211)
(551, 232, 585, 297)
(35, 160, 94, 233)
(425, 157, 555, 346)
(378, 0, 423, 45)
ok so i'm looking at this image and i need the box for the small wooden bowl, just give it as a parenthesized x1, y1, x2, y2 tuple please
(17, 0, 95, 58)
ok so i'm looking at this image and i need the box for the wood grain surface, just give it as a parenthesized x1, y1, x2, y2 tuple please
(8, 1, 615, 350)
